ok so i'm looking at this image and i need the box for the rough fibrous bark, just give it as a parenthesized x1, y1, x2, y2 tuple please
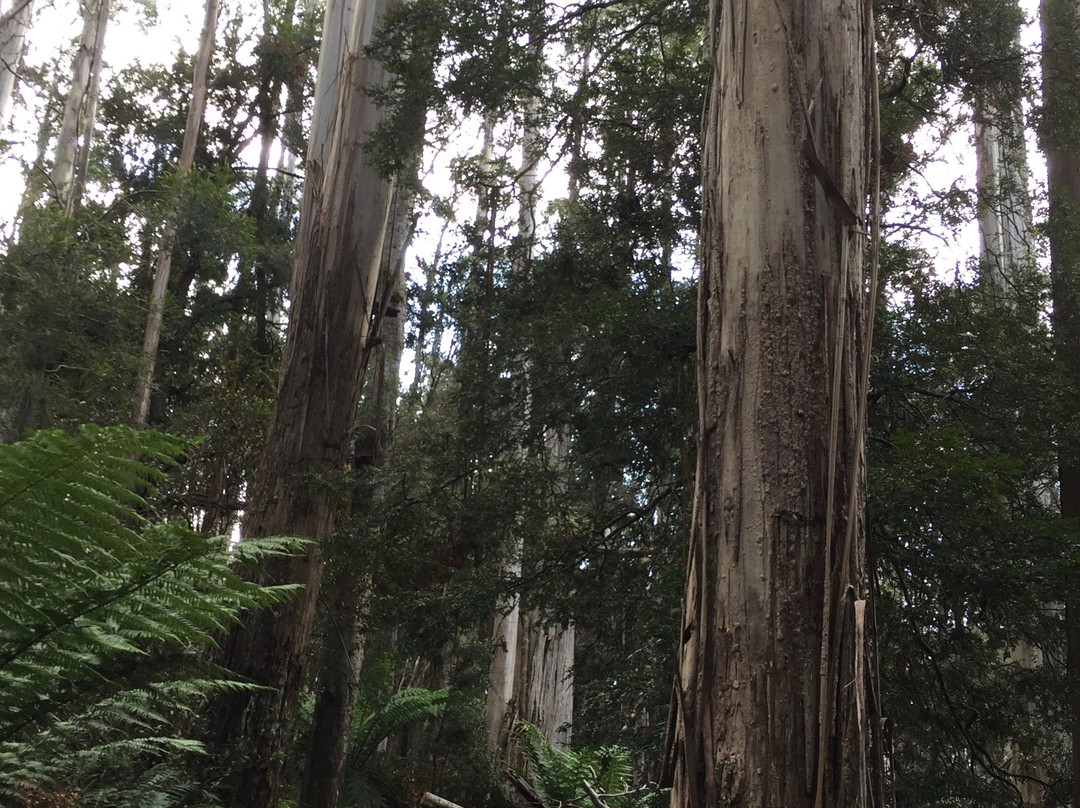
(671, 0, 879, 802)
(519, 614, 574, 750)
(207, 2, 397, 806)
(299, 178, 414, 808)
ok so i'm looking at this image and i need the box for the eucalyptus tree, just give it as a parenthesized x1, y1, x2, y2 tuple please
(671, 0, 880, 802)
(52, 0, 109, 214)
(1040, 0, 1080, 801)
(0, 0, 34, 125)
(132, 0, 220, 429)
(206, 0, 402, 803)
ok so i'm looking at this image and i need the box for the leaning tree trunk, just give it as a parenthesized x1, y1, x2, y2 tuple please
(0, 0, 34, 126)
(1040, 0, 1080, 804)
(671, 0, 879, 803)
(131, 0, 219, 428)
(51, 0, 109, 215)
(299, 177, 414, 808)
(207, 0, 398, 805)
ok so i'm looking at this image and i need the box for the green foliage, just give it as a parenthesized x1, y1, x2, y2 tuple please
(870, 246, 1072, 806)
(0, 425, 304, 805)
(510, 722, 660, 808)
(0, 206, 144, 440)
(338, 688, 453, 808)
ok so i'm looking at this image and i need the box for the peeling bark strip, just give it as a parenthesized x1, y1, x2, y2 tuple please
(671, 0, 880, 802)
(206, 2, 398, 806)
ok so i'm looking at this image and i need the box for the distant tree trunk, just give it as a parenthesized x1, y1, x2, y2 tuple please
(51, 0, 109, 215)
(517, 605, 574, 750)
(299, 178, 414, 808)
(206, 0, 398, 804)
(486, 553, 523, 747)
(131, 0, 219, 428)
(250, 0, 297, 355)
(671, 0, 877, 804)
(974, 109, 1031, 288)
(0, 0, 34, 126)
(1040, 0, 1080, 804)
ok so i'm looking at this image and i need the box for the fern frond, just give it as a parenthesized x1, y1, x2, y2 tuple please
(350, 687, 451, 765)
(0, 425, 306, 804)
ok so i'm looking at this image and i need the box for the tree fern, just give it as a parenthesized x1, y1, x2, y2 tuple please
(510, 722, 655, 808)
(0, 425, 304, 805)
(338, 687, 452, 808)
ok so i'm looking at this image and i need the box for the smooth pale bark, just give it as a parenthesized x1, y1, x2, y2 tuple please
(131, 0, 219, 428)
(486, 555, 523, 748)
(485, 101, 578, 753)
(295, 0, 357, 252)
(51, 0, 109, 214)
(671, 0, 876, 803)
(974, 105, 1031, 290)
(1040, 0, 1080, 804)
(299, 179, 413, 808)
(0, 0, 33, 125)
(207, 1, 397, 804)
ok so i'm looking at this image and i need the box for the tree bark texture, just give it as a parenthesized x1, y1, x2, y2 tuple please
(208, 2, 397, 806)
(1040, 0, 1080, 804)
(51, 0, 109, 215)
(518, 613, 575, 751)
(299, 178, 413, 808)
(486, 557, 523, 748)
(671, 0, 877, 803)
(0, 0, 34, 125)
(131, 0, 219, 428)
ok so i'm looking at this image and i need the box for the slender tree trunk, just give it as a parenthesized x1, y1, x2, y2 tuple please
(207, 1, 398, 804)
(1040, 0, 1080, 804)
(299, 178, 414, 808)
(131, 0, 219, 428)
(51, 0, 109, 214)
(250, 0, 297, 355)
(671, 0, 877, 803)
(0, 0, 33, 126)
(973, 81, 1031, 292)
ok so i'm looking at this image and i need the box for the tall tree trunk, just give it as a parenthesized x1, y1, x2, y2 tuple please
(294, 0, 356, 253)
(51, 0, 109, 215)
(131, 0, 220, 428)
(973, 29, 1031, 295)
(207, 0, 398, 804)
(974, 110, 1031, 288)
(671, 0, 877, 802)
(1040, 0, 1080, 804)
(0, 0, 34, 126)
(251, 0, 298, 355)
(299, 177, 414, 808)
